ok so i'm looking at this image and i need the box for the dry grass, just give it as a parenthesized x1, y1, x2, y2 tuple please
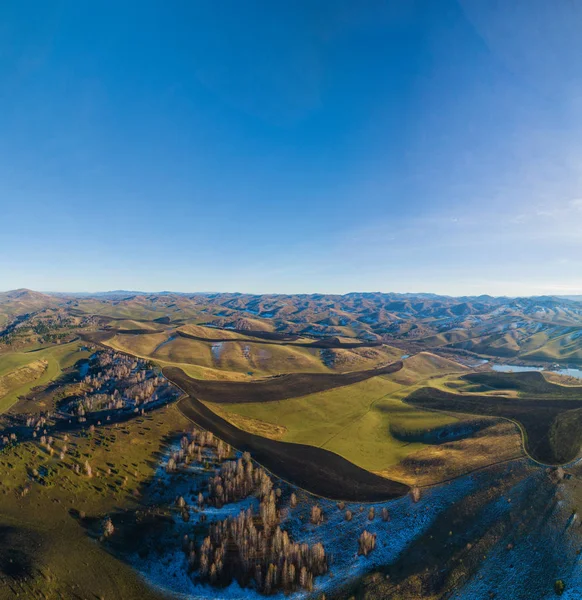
(388, 352, 468, 385)
(378, 421, 524, 486)
(205, 403, 287, 440)
(0, 359, 47, 399)
(106, 329, 402, 377)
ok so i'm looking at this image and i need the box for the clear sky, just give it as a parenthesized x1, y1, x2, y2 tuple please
(2, 1, 582, 296)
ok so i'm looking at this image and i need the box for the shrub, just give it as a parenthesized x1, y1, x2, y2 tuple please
(555, 580, 566, 595)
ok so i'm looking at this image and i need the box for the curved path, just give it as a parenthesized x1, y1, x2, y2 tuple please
(405, 386, 582, 465)
(163, 360, 403, 404)
(175, 394, 410, 502)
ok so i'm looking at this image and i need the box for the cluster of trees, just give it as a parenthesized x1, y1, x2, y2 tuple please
(29, 313, 79, 341)
(207, 453, 274, 508)
(363, 506, 390, 522)
(191, 504, 328, 594)
(25, 415, 48, 430)
(0, 432, 17, 448)
(166, 429, 231, 473)
(175, 444, 328, 594)
(358, 530, 376, 556)
(0, 310, 86, 347)
(63, 350, 178, 418)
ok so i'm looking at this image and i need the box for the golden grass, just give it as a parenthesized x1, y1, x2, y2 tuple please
(0, 359, 47, 399)
(106, 330, 404, 379)
(378, 421, 524, 486)
(178, 323, 253, 340)
(206, 403, 287, 440)
(388, 352, 468, 385)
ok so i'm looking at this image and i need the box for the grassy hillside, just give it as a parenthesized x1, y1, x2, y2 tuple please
(388, 352, 468, 385)
(105, 330, 402, 377)
(0, 341, 89, 413)
(462, 371, 582, 397)
(0, 404, 187, 599)
(103, 319, 166, 331)
(0, 289, 60, 320)
(407, 381, 582, 464)
(208, 355, 467, 475)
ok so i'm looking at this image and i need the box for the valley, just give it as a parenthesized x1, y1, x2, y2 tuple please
(1, 289, 582, 599)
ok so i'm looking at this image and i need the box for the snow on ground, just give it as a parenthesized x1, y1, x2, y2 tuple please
(126, 438, 581, 600)
(127, 439, 487, 599)
(450, 460, 582, 600)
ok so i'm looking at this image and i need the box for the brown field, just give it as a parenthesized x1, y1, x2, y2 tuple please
(163, 360, 404, 404)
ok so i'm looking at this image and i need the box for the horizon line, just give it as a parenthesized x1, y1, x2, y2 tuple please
(3, 287, 582, 300)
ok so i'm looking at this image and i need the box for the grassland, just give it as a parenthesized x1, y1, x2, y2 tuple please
(0, 403, 189, 599)
(439, 323, 582, 364)
(4, 291, 582, 598)
(73, 299, 171, 321)
(103, 328, 402, 377)
(380, 421, 523, 485)
(0, 341, 90, 413)
(103, 319, 167, 331)
(202, 353, 476, 477)
(177, 395, 409, 501)
(406, 371, 582, 464)
(87, 324, 524, 486)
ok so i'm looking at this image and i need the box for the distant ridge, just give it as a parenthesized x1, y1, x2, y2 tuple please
(3, 289, 582, 303)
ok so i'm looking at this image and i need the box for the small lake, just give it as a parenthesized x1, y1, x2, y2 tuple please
(491, 364, 582, 380)
(491, 365, 544, 373)
(79, 361, 90, 378)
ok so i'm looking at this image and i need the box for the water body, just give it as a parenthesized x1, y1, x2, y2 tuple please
(491, 364, 544, 374)
(78, 361, 90, 378)
(491, 364, 582, 380)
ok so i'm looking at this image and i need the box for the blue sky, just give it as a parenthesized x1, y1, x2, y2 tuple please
(2, 0, 582, 296)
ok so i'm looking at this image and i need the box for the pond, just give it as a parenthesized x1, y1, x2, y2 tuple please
(491, 364, 582, 380)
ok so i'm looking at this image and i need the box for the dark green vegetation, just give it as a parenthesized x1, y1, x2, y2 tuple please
(177, 395, 410, 501)
(163, 360, 403, 404)
(407, 371, 582, 464)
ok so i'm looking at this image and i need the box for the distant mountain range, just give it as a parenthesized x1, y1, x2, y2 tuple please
(3, 289, 582, 363)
